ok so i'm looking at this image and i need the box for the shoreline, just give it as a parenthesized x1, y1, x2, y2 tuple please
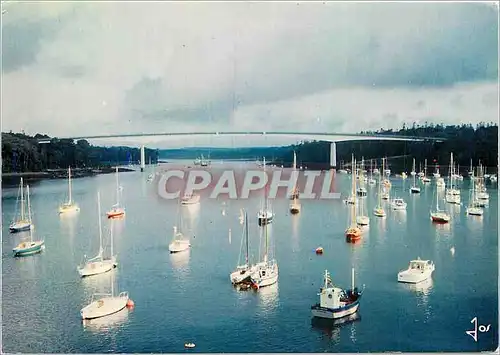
(1, 166, 139, 187)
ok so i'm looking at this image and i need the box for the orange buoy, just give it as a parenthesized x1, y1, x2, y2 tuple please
(126, 299, 135, 308)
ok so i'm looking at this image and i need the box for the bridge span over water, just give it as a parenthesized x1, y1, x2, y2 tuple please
(37, 131, 445, 170)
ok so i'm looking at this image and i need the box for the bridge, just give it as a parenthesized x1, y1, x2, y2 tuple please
(37, 131, 445, 171)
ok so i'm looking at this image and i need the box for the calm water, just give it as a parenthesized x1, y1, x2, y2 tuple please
(2, 165, 498, 353)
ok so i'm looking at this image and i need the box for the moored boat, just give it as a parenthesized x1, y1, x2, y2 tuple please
(311, 269, 363, 319)
(397, 257, 435, 284)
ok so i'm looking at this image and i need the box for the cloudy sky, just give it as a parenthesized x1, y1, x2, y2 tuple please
(1, 2, 498, 148)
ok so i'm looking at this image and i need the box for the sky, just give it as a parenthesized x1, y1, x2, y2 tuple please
(1, 1, 498, 148)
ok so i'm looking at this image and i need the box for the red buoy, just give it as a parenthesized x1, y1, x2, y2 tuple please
(126, 299, 135, 308)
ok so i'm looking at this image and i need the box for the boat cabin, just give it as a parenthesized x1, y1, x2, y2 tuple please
(409, 259, 432, 271)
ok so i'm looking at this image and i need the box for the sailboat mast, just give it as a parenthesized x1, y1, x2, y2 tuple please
(413, 158, 416, 186)
(351, 268, 355, 290)
(68, 167, 73, 203)
(293, 151, 297, 170)
(424, 159, 428, 177)
(115, 166, 120, 205)
(97, 192, 103, 260)
(263, 157, 268, 211)
(20, 177, 25, 220)
(264, 222, 268, 262)
(245, 211, 249, 265)
(110, 219, 114, 257)
(449, 153, 454, 189)
(351, 156, 356, 224)
(378, 158, 384, 206)
(27, 185, 32, 242)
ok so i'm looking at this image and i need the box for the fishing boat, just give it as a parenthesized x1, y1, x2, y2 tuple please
(230, 209, 258, 285)
(181, 193, 200, 205)
(410, 158, 421, 193)
(13, 185, 45, 256)
(78, 192, 117, 277)
(311, 269, 363, 319)
(445, 153, 460, 205)
(59, 167, 80, 214)
(466, 169, 483, 216)
(397, 257, 435, 284)
(250, 217, 278, 289)
(106, 167, 125, 218)
(430, 185, 450, 223)
(346, 158, 362, 243)
(9, 178, 32, 233)
(373, 159, 387, 217)
(80, 270, 131, 320)
(258, 158, 274, 226)
(289, 151, 301, 214)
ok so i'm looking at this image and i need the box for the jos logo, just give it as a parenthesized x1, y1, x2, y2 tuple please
(466, 317, 491, 342)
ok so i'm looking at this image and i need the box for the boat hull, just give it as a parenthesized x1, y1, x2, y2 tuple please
(106, 208, 125, 219)
(78, 259, 116, 277)
(398, 271, 433, 284)
(356, 216, 369, 226)
(81, 294, 129, 320)
(9, 222, 31, 233)
(59, 204, 80, 214)
(430, 213, 450, 223)
(13, 240, 44, 256)
(466, 207, 483, 216)
(345, 227, 361, 243)
(410, 187, 421, 194)
(169, 241, 190, 253)
(230, 266, 257, 285)
(373, 208, 386, 217)
(311, 300, 360, 319)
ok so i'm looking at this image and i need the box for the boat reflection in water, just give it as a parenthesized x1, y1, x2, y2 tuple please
(311, 312, 361, 343)
(257, 282, 279, 312)
(170, 249, 190, 270)
(82, 307, 130, 332)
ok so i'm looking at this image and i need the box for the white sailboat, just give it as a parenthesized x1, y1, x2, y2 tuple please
(10, 177, 33, 232)
(430, 185, 450, 223)
(445, 153, 460, 205)
(356, 179, 369, 226)
(289, 151, 301, 214)
(410, 158, 421, 194)
(391, 175, 407, 210)
(59, 167, 80, 214)
(13, 185, 45, 256)
(356, 159, 367, 196)
(250, 216, 278, 289)
(78, 192, 117, 277)
(421, 159, 431, 183)
(475, 164, 489, 201)
(466, 169, 483, 216)
(106, 167, 125, 218)
(368, 159, 376, 185)
(374, 158, 387, 217)
(230, 209, 258, 285)
(258, 157, 274, 226)
(169, 203, 190, 253)
(80, 268, 130, 320)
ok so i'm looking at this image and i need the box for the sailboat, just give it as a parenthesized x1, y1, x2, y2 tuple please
(80, 268, 130, 320)
(374, 158, 387, 217)
(410, 158, 421, 194)
(421, 159, 431, 183)
(311, 268, 363, 319)
(356, 180, 369, 226)
(59, 167, 80, 214)
(10, 177, 32, 232)
(430, 185, 450, 223)
(356, 159, 367, 196)
(78, 192, 117, 277)
(475, 164, 489, 201)
(391, 173, 407, 210)
(250, 216, 278, 289)
(230, 209, 258, 285)
(169, 203, 190, 253)
(106, 167, 125, 218)
(346, 159, 362, 243)
(258, 157, 274, 226)
(466, 169, 483, 216)
(445, 153, 460, 205)
(289, 151, 301, 214)
(13, 185, 45, 256)
(368, 159, 376, 185)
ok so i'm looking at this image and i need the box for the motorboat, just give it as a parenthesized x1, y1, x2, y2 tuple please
(391, 198, 407, 210)
(397, 258, 435, 284)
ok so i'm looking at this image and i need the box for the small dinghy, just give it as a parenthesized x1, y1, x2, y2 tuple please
(184, 343, 195, 349)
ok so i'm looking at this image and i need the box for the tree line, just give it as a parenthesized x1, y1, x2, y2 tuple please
(278, 123, 498, 172)
(1, 132, 158, 173)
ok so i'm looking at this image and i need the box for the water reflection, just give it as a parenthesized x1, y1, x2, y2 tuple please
(60, 212, 78, 260)
(82, 307, 130, 332)
(403, 278, 434, 322)
(170, 249, 190, 278)
(14, 251, 39, 279)
(80, 271, 113, 300)
(181, 203, 200, 237)
(257, 283, 279, 312)
(392, 210, 407, 225)
(311, 313, 361, 344)
(291, 213, 300, 252)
